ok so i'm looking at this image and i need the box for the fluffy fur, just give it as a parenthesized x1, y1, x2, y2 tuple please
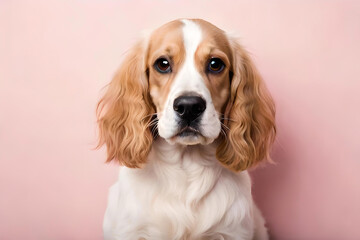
(97, 19, 276, 240)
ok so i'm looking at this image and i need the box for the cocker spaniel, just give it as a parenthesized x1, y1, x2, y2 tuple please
(97, 19, 276, 240)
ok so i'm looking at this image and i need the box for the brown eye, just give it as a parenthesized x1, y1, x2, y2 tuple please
(154, 58, 171, 73)
(208, 58, 225, 73)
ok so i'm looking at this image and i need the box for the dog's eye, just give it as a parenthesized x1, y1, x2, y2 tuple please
(208, 58, 225, 74)
(154, 58, 171, 73)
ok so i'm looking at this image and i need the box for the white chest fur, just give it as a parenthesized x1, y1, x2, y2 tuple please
(103, 139, 264, 240)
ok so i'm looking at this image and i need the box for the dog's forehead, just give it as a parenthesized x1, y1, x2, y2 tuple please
(148, 19, 231, 57)
(148, 20, 183, 46)
(193, 19, 232, 56)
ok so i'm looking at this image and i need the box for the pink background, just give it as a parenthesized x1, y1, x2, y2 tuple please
(1, 1, 360, 239)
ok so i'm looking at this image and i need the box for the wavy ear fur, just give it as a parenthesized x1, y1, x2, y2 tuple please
(216, 40, 276, 171)
(96, 42, 154, 168)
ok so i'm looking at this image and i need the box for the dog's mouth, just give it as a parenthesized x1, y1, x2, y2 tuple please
(176, 126, 200, 137)
(167, 126, 205, 145)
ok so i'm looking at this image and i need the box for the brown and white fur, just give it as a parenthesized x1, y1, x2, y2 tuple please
(97, 19, 276, 240)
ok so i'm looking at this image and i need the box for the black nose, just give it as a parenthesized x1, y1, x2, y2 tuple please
(173, 96, 206, 123)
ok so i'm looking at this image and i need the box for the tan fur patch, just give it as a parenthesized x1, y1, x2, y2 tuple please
(146, 20, 186, 113)
(192, 19, 233, 114)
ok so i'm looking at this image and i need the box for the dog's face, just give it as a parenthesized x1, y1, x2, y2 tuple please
(97, 19, 276, 171)
(147, 19, 231, 145)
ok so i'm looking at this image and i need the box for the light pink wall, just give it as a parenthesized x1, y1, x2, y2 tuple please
(1, 1, 359, 239)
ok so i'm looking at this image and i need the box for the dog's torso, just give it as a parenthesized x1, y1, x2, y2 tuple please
(103, 139, 267, 240)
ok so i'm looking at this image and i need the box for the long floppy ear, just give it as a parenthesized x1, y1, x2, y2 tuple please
(216, 40, 276, 171)
(96, 41, 154, 168)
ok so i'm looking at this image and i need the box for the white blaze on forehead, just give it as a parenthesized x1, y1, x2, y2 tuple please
(181, 19, 202, 63)
(167, 19, 205, 99)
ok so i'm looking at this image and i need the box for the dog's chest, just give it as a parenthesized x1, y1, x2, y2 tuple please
(129, 178, 229, 239)
(138, 164, 224, 238)
(104, 162, 253, 240)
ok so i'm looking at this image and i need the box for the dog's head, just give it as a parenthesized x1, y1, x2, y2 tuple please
(97, 19, 276, 171)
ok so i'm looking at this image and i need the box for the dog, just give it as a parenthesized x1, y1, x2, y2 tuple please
(97, 19, 276, 240)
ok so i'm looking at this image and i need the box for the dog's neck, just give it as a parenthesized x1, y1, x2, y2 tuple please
(149, 137, 220, 167)
(133, 138, 232, 205)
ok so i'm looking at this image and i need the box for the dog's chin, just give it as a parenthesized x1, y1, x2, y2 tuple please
(165, 128, 215, 146)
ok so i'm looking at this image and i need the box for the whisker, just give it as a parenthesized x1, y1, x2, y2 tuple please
(147, 118, 158, 126)
(153, 132, 159, 139)
(216, 111, 236, 122)
(220, 117, 236, 122)
(150, 122, 159, 137)
(152, 125, 159, 139)
(216, 111, 224, 115)
(220, 128, 227, 137)
(147, 122, 158, 130)
(220, 122, 230, 131)
(145, 117, 159, 128)
(141, 113, 158, 122)
(151, 122, 158, 132)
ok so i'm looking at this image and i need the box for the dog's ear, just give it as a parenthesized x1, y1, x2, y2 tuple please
(96, 41, 155, 168)
(216, 40, 276, 171)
